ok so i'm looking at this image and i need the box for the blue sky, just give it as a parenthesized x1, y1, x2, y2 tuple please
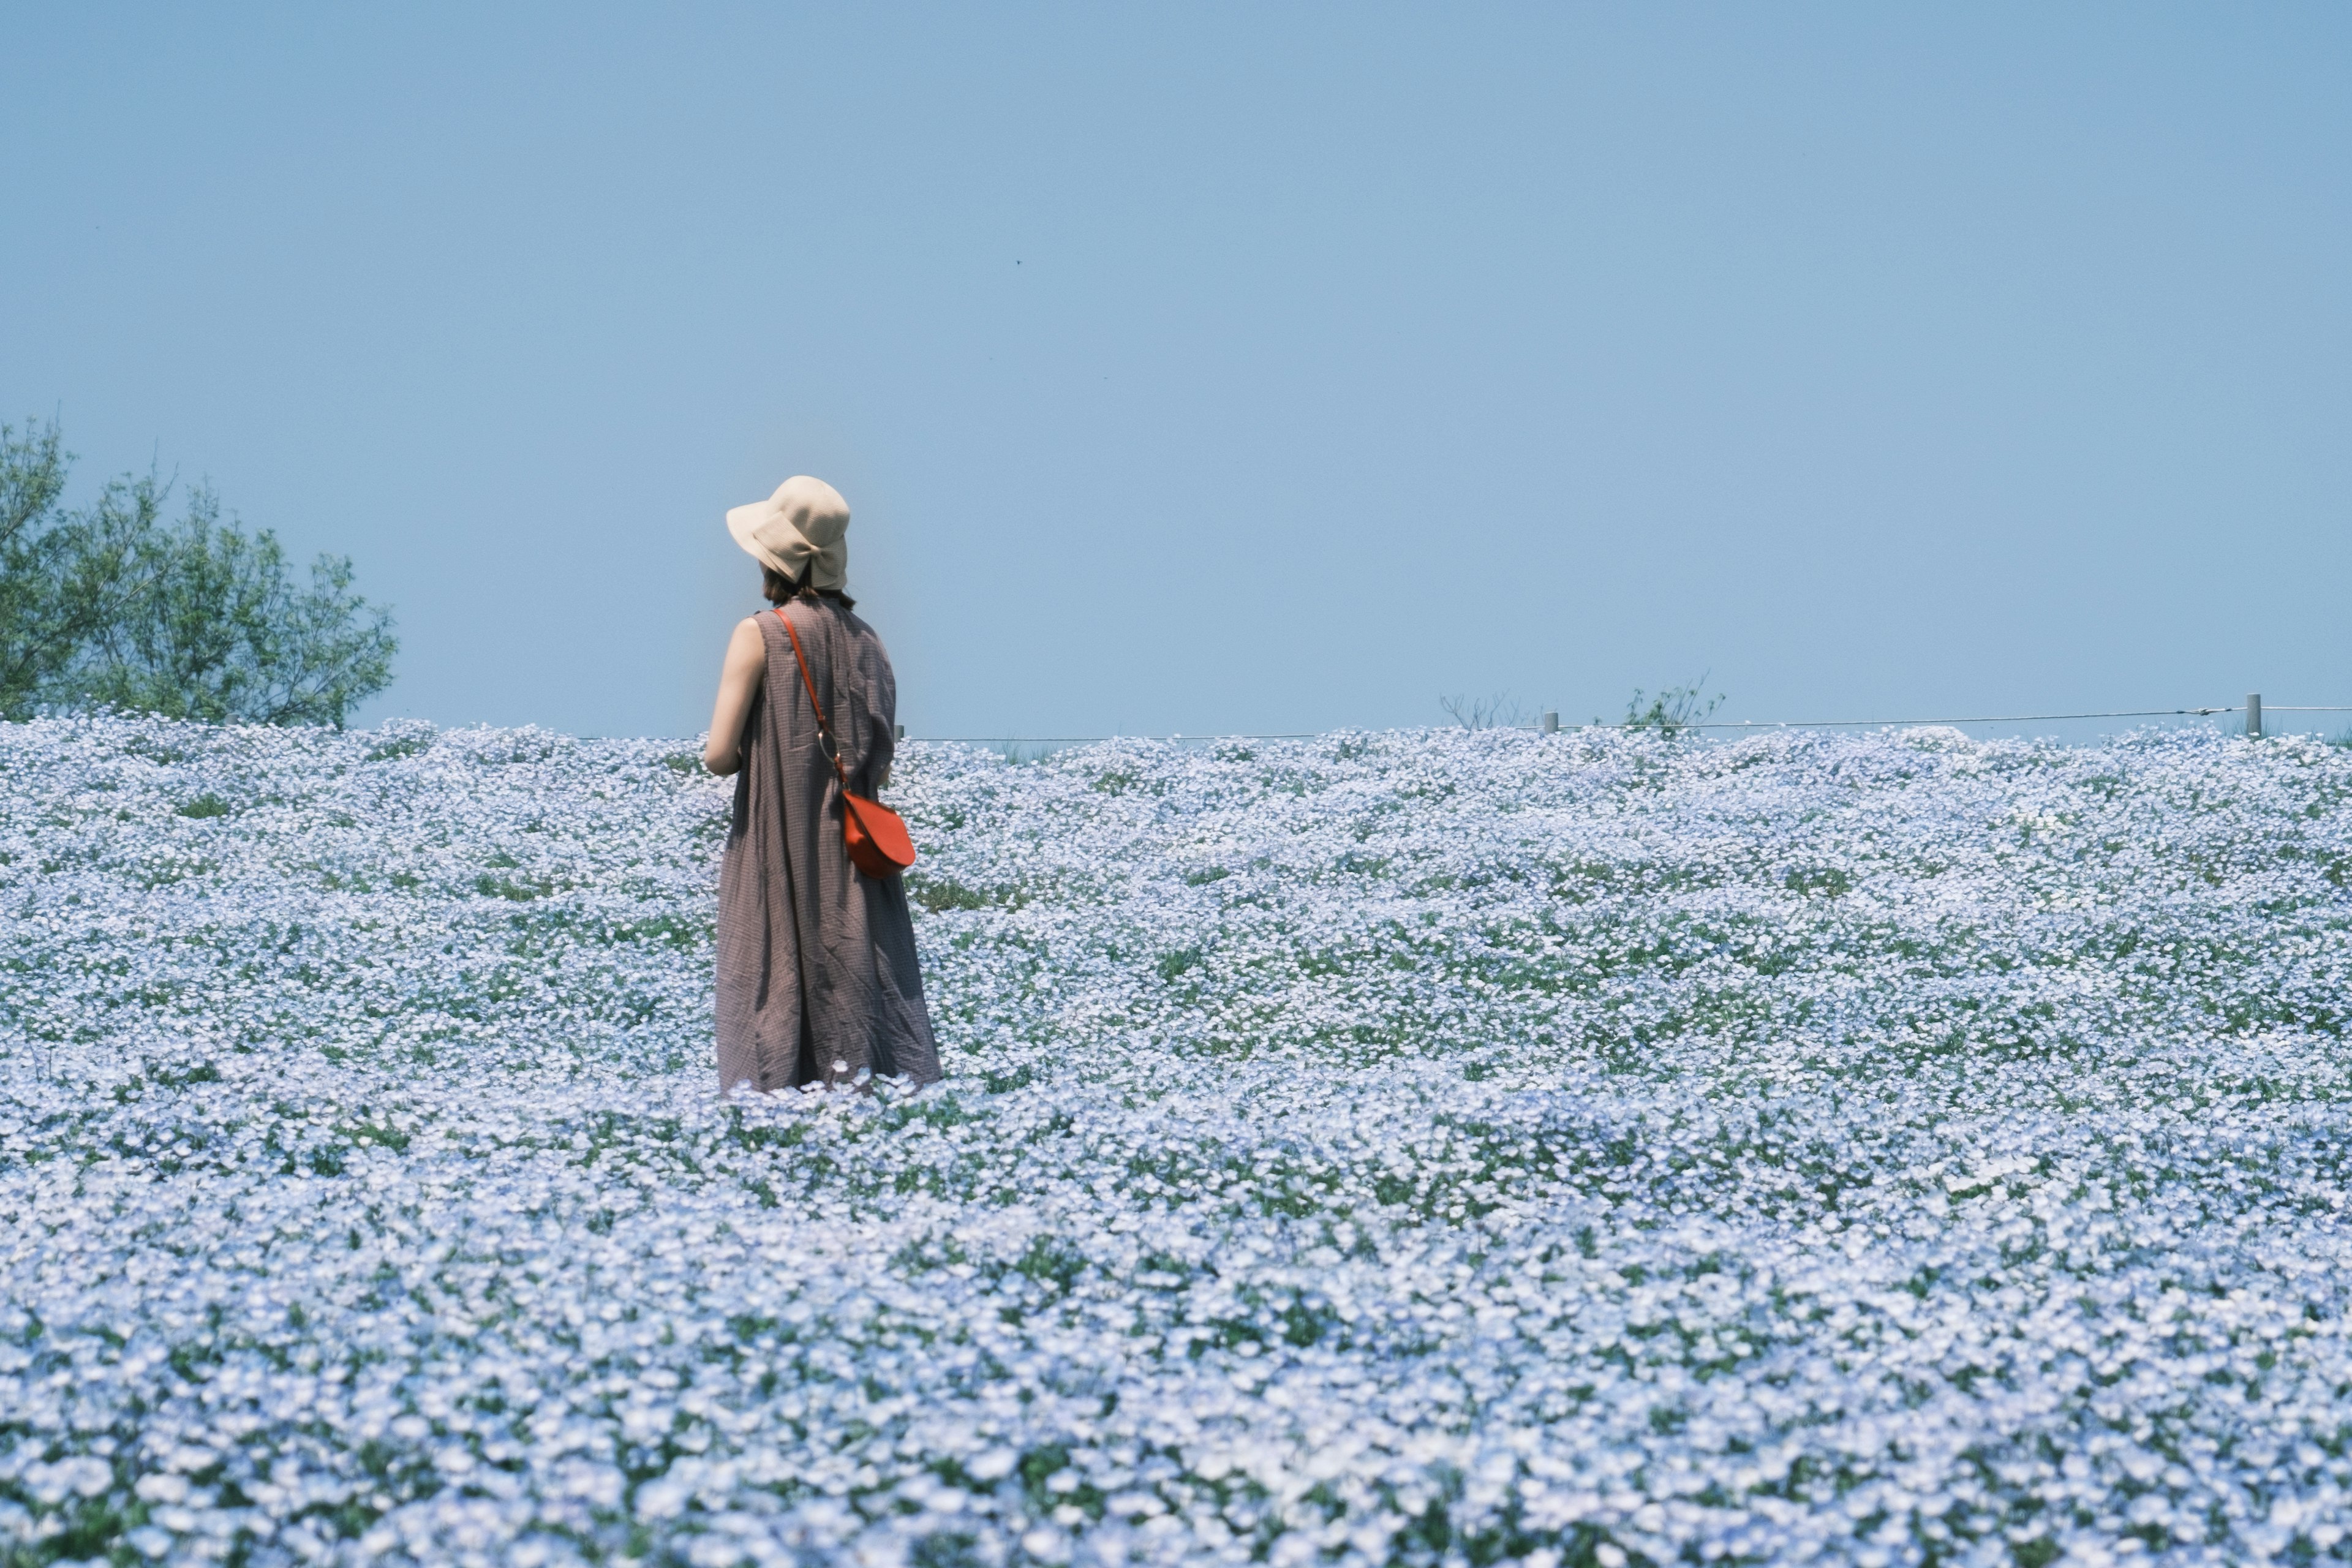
(5, 5, 2347, 740)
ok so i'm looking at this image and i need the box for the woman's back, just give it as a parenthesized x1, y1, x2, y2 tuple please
(753, 597, 897, 799)
(710, 571, 939, 1093)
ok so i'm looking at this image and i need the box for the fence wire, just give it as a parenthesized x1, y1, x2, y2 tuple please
(914, 703, 2351, 746)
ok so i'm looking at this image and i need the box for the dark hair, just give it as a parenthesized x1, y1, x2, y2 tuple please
(761, 562, 855, 611)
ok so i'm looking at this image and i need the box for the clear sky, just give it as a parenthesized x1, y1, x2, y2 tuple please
(6, 5, 2348, 741)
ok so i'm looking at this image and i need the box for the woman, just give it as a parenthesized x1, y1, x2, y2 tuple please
(704, 475, 941, 1093)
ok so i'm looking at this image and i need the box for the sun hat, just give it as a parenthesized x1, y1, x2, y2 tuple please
(726, 476, 850, 592)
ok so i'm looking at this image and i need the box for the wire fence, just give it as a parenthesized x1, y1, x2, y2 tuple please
(912, 700, 2352, 747)
(1695, 706, 2352, 731)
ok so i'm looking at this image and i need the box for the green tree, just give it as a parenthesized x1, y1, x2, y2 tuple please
(0, 418, 396, 726)
(1, 421, 159, 716)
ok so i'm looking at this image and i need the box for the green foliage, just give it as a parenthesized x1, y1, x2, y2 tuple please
(1156, 947, 1203, 982)
(364, 729, 435, 763)
(1622, 676, 1725, 738)
(1, 420, 153, 716)
(75, 488, 398, 726)
(0, 418, 396, 726)
(1784, 865, 1853, 897)
(909, 875, 989, 913)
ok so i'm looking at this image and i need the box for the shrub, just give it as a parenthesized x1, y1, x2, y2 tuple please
(1438, 692, 1523, 730)
(0, 418, 396, 726)
(1621, 677, 1725, 737)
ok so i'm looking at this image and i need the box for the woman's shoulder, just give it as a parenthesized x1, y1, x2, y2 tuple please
(775, 596, 881, 649)
(795, 596, 878, 640)
(831, 606, 892, 674)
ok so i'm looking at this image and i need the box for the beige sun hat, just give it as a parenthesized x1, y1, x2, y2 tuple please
(725, 475, 850, 592)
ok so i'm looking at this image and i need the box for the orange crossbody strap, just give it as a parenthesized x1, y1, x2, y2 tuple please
(774, 607, 918, 879)
(775, 608, 851, 793)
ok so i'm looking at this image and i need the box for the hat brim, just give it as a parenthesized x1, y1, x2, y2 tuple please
(726, 501, 794, 578)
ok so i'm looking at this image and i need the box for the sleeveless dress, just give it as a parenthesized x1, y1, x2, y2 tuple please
(714, 599, 941, 1091)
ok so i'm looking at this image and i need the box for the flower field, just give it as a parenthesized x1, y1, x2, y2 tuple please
(6, 715, 2352, 1567)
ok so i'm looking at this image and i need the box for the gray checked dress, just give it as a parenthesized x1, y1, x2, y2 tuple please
(715, 598, 941, 1092)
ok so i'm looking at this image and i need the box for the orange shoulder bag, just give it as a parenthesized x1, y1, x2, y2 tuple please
(776, 608, 917, 880)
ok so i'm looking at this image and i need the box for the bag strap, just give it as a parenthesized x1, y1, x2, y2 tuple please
(775, 606, 852, 793)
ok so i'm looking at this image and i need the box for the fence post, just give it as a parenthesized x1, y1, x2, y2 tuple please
(1540, 710, 1559, 735)
(2247, 693, 2261, 740)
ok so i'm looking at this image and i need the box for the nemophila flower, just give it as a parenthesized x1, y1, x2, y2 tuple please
(4, 714, 2352, 1563)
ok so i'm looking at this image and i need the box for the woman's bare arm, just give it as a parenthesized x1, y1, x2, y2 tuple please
(703, 617, 767, 775)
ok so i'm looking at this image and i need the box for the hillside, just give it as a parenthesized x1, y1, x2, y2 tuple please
(4, 717, 2351, 1566)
